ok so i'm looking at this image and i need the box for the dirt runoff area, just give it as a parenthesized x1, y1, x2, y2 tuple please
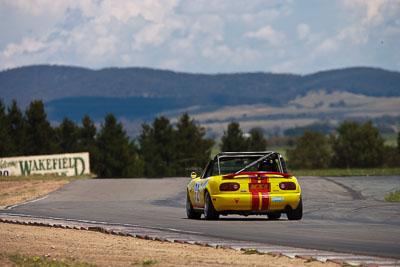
(0, 180, 338, 267)
(0, 179, 70, 207)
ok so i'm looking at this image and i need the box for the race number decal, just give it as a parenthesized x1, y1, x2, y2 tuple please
(194, 179, 210, 203)
(194, 182, 201, 203)
(202, 179, 209, 189)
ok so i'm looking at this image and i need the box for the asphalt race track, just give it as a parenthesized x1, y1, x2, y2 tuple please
(2, 176, 400, 258)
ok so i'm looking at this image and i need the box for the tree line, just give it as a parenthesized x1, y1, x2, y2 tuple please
(214, 120, 400, 169)
(286, 122, 400, 169)
(1, 99, 399, 177)
(0, 100, 206, 177)
(0, 99, 267, 178)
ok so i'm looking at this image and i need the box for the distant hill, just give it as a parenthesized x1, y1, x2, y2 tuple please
(0, 65, 399, 135)
(1, 65, 399, 108)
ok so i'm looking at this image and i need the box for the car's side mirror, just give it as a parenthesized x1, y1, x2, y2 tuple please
(190, 172, 197, 179)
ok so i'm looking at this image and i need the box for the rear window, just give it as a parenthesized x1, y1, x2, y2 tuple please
(203, 154, 283, 178)
(218, 156, 260, 174)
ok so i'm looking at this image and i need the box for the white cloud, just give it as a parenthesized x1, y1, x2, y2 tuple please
(0, 0, 296, 72)
(270, 60, 296, 73)
(241, 8, 281, 24)
(0, 35, 63, 69)
(231, 48, 263, 66)
(4, 0, 180, 23)
(197, 46, 265, 73)
(313, 24, 367, 57)
(3, 37, 46, 57)
(202, 45, 232, 59)
(99, 0, 179, 23)
(159, 59, 182, 70)
(383, 19, 400, 36)
(4, 0, 72, 16)
(310, 0, 400, 59)
(132, 24, 167, 50)
(90, 35, 118, 57)
(245, 25, 285, 46)
(337, 26, 368, 44)
(179, 0, 291, 15)
(314, 39, 340, 55)
(0, 0, 399, 74)
(297, 24, 310, 40)
(340, 0, 400, 43)
(189, 15, 224, 42)
(341, 0, 400, 26)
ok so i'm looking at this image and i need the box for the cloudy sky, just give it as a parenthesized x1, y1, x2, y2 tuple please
(0, 0, 399, 74)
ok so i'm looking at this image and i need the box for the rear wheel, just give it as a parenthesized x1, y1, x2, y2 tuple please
(287, 197, 303, 220)
(267, 211, 281, 220)
(204, 191, 219, 220)
(186, 192, 201, 219)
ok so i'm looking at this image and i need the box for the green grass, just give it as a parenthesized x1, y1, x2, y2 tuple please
(133, 259, 158, 266)
(384, 190, 400, 202)
(306, 257, 317, 263)
(0, 174, 95, 182)
(6, 253, 95, 267)
(288, 168, 400, 177)
(242, 249, 265, 255)
(382, 133, 398, 147)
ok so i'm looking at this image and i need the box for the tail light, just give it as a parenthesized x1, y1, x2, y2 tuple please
(279, 182, 296, 190)
(220, 183, 240, 191)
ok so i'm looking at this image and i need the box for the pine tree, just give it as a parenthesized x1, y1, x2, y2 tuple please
(397, 131, 400, 152)
(139, 116, 177, 177)
(138, 123, 160, 177)
(247, 128, 267, 151)
(79, 114, 100, 174)
(0, 99, 13, 157)
(25, 100, 58, 155)
(220, 122, 248, 152)
(175, 113, 214, 175)
(7, 100, 27, 156)
(96, 114, 143, 178)
(57, 118, 80, 153)
(80, 115, 97, 148)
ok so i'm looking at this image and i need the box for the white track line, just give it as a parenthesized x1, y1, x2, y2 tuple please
(6, 195, 49, 209)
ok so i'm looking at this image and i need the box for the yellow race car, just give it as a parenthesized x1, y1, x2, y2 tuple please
(186, 152, 302, 220)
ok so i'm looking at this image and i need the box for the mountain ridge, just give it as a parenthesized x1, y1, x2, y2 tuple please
(1, 65, 399, 137)
(1, 65, 399, 109)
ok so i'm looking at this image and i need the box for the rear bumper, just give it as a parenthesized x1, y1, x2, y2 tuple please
(211, 192, 301, 212)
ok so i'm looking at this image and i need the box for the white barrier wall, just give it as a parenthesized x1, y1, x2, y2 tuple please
(0, 152, 90, 177)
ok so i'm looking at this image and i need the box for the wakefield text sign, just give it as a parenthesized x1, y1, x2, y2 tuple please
(0, 152, 90, 176)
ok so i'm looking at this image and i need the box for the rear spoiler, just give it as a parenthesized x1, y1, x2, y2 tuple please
(223, 171, 293, 179)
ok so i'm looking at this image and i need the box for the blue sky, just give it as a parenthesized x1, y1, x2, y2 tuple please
(0, 0, 399, 74)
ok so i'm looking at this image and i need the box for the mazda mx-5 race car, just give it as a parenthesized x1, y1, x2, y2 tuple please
(186, 152, 302, 220)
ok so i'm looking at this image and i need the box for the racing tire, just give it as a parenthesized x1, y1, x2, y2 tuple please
(186, 192, 201, 219)
(287, 197, 303, 220)
(267, 211, 281, 220)
(204, 191, 219, 220)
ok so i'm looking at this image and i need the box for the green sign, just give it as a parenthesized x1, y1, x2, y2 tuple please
(19, 157, 86, 176)
(0, 152, 90, 177)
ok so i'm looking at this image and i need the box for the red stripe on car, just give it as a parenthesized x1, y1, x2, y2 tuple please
(261, 192, 270, 210)
(260, 177, 270, 210)
(251, 192, 259, 210)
